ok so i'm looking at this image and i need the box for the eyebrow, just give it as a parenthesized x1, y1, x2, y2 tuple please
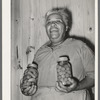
(46, 18, 62, 22)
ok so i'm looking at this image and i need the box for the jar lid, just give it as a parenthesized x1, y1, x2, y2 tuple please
(27, 62, 38, 69)
(58, 55, 69, 61)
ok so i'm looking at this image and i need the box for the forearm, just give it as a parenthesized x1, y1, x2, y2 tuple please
(75, 76, 94, 91)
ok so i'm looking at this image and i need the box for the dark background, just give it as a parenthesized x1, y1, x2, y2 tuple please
(0, 0, 2, 99)
(98, 0, 100, 100)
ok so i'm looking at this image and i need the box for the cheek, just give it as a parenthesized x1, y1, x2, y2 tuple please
(61, 25, 66, 32)
(58, 26, 64, 33)
(46, 26, 50, 36)
(46, 25, 50, 31)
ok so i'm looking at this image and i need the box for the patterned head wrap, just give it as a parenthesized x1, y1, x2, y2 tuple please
(45, 8, 72, 29)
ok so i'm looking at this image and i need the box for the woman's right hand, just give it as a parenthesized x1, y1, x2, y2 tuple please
(20, 63, 38, 96)
(20, 76, 37, 96)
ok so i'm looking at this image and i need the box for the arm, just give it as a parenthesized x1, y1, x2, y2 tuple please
(76, 76, 94, 90)
(76, 43, 95, 90)
(56, 76, 94, 93)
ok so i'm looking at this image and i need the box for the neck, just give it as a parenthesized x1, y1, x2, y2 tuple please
(49, 39, 65, 47)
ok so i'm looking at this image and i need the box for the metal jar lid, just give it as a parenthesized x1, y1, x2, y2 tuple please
(27, 61, 38, 69)
(58, 55, 69, 62)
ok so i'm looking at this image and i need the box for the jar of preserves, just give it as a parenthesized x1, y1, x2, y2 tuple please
(24, 61, 38, 86)
(56, 55, 73, 86)
(20, 61, 38, 96)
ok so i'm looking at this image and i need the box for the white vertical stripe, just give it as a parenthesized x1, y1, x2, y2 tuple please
(2, 0, 11, 100)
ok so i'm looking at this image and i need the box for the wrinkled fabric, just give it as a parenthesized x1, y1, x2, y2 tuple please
(31, 87, 91, 100)
(31, 38, 94, 100)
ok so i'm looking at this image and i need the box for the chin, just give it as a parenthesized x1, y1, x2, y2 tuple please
(51, 39, 61, 44)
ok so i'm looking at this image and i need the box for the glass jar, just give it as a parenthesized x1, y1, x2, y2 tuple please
(24, 61, 38, 85)
(20, 61, 38, 96)
(56, 55, 73, 86)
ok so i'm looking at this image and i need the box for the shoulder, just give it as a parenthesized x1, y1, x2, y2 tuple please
(37, 41, 50, 52)
(64, 38, 94, 53)
(69, 38, 94, 55)
(64, 38, 86, 48)
(34, 41, 50, 57)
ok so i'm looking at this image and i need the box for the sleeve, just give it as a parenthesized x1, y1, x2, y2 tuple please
(32, 45, 45, 65)
(32, 41, 50, 65)
(32, 50, 39, 64)
(80, 43, 95, 79)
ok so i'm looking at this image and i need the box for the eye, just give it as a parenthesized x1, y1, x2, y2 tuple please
(56, 20, 63, 24)
(56, 21, 62, 24)
(45, 19, 63, 26)
(45, 21, 52, 26)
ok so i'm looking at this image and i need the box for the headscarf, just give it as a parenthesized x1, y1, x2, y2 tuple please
(45, 8, 72, 29)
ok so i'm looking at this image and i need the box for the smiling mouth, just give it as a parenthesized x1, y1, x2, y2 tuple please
(50, 28, 58, 33)
(50, 30, 59, 39)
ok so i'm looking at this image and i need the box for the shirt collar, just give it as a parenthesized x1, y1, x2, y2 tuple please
(45, 38, 73, 50)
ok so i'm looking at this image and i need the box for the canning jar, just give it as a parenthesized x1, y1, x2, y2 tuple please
(56, 55, 73, 86)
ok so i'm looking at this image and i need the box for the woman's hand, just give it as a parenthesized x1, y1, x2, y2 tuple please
(65, 77, 79, 92)
(55, 81, 68, 93)
(20, 77, 37, 96)
(55, 77, 79, 93)
(20, 65, 38, 96)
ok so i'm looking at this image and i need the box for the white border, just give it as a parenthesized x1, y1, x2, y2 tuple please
(2, 0, 11, 100)
(95, 0, 98, 100)
(2, 0, 98, 100)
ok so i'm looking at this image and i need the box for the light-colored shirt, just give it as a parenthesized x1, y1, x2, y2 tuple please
(34, 38, 94, 87)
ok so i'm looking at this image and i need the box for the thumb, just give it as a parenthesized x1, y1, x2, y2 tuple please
(68, 77, 74, 83)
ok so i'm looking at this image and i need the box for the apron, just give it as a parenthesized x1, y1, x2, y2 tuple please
(31, 87, 91, 100)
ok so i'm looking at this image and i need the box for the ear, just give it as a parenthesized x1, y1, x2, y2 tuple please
(66, 26, 68, 31)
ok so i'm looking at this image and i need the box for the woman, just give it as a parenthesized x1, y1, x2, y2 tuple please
(20, 8, 94, 100)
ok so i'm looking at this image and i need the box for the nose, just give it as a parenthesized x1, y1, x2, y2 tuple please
(51, 21, 57, 27)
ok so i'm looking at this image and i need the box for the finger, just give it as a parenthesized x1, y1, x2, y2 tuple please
(22, 82, 32, 87)
(59, 82, 67, 90)
(20, 78, 25, 86)
(66, 82, 77, 92)
(21, 85, 29, 89)
(26, 68, 38, 78)
(28, 78, 36, 83)
(20, 78, 23, 83)
(28, 85, 37, 95)
(23, 91, 28, 96)
(24, 71, 36, 79)
(26, 71, 36, 78)
(28, 85, 35, 94)
(24, 69, 29, 75)
(29, 85, 37, 95)
(55, 86, 60, 92)
(59, 82, 69, 93)
(24, 86, 31, 93)
(55, 82, 62, 92)
(25, 67, 38, 78)
(68, 77, 74, 83)
(20, 79, 24, 87)
(28, 68, 38, 77)
(56, 82, 68, 93)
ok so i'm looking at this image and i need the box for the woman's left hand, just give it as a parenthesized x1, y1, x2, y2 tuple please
(65, 77, 79, 92)
(55, 77, 79, 93)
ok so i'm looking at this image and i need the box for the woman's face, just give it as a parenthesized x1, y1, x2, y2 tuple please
(45, 13, 67, 45)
